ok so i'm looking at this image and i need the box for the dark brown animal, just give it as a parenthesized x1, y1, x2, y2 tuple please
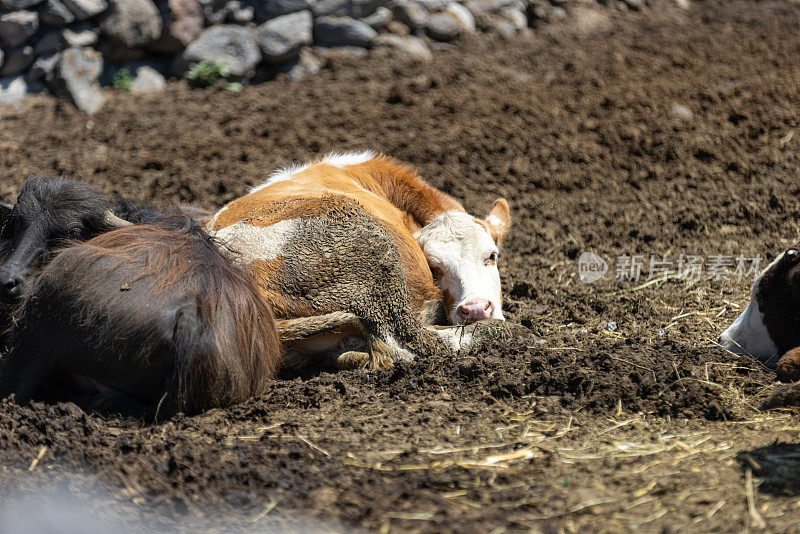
(0, 217, 280, 418)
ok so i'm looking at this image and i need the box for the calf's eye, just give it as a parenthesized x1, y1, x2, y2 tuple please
(68, 227, 83, 240)
(485, 252, 498, 265)
(431, 266, 443, 281)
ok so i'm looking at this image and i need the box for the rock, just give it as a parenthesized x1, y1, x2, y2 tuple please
(223, 0, 253, 22)
(670, 103, 692, 119)
(100, 0, 162, 48)
(33, 29, 63, 54)
(197, 0, 250, 25)
(446, 3, 475, 32)
(374, 33, 432, 62)
(256, 10, 312, 63)
(414, 0, 451, 10)
(463, 0, 522, 16)
(0, 11, 39, 48)
(385, 20, 409, 35)
(286, 47, 322, 81)
(40, 0, 75, 26)
(348, 0, 383, 18)
(314, 16, 377, 48)
(252, 0, 311, 21)
(314, 44, 368, 60)
(63, 23, 98, 46)
(56, 46, 104, 114)
(61, 0, 108, 20)
(128, 64, 164, 92)
(26, 51, 59, 83)
(425, 12, 459, 41)
(0, 75, 27, 106)
(360, 6, 392, 30)
(387, 0, 428, 33)
(483, 6, 526, 37)
(570, 7, 611, 35)
(149, 0, 203, 54)
(622, 0, 643, 10)
(0, 45, 34, 76)
(308, 0, 346, 16)
(0, 0, 43, 9)
(181, 25, 261, 77)
(547, 6, 566, 20)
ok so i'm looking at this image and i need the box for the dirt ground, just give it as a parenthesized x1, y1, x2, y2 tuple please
(1, 0, 799, 531)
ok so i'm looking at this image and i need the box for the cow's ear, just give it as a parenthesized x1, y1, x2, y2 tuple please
(485, 198, 511, 245)
(0, 202, 12, 227)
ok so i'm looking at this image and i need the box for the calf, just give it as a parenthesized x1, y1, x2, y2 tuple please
(232, 151, 512, 325)
(211, 193, 451, 369)
(719, 244, 800, 365)
(0, 217, 281, 417)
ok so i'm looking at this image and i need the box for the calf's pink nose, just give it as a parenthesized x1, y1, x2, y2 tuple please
(457, 300, 493, 324)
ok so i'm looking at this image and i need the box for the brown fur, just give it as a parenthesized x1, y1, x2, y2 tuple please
(0, 218, 282, 417)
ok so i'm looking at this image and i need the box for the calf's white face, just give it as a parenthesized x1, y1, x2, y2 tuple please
(719, 248, 800, 366)
(718, 288, 779, 362)
(415, 199, 511, 325)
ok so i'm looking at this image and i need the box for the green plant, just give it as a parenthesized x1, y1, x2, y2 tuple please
(112, 67, 135, 92)
(185, 59, 232, 89)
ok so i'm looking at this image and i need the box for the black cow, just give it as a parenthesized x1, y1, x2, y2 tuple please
(0, 177, 206, 303)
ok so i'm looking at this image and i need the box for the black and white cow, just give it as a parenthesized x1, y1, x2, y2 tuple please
(719, 245, 800, 366)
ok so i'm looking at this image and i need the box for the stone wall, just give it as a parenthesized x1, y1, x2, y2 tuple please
(0, 0, 616, 112)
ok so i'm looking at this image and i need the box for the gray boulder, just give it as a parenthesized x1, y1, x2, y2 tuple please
(374, 33, 432, 62)
(149, 0, 203, 53)
(462, 0, 523, 16)
(361, 6, 392, 30)
(33, 29, 63, 55)
(308, 0, 346, 16)
(414, 0, 451, 10)
(348, 0, 383, 18)
(0, 75, 27, 107)
(26, 51, 59, 83)
(0, 45, 34, 76)
(426, 3, 474, 40)
(40, 0, 75, 26)
(62, 23, 98, 46)
(55, 46, 104, 114)
(253, 0, 311, 21)
(314, 16, 377, 48)
(387, 0, 428, 33)
(181, 25, 260, 77)
(61, 0, 108, 21)
(0, 11, 39, 48)
(446, 3, 475, 32)
(425, 12, 459, 40)
(256, 10, 312, 63)
(100, 0, 162, 48)
(286, 47, 322, 81)
(0, 0, 43, 9)
(129, 64, 165, 93)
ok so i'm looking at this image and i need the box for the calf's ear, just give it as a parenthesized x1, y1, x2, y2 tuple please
(485, 198, 511, 245)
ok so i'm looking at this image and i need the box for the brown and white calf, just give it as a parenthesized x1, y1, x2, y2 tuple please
(719, 243, 800, 366)
(212, 151, 512, 325)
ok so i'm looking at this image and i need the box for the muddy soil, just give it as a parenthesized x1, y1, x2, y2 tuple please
(1, 1, 799, 531)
